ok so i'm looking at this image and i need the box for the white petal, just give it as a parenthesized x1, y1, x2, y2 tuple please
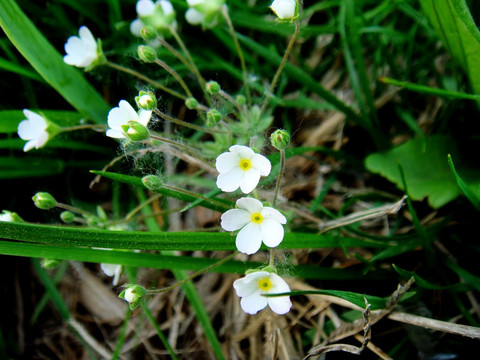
(138, 110, 152, 126)
(233, 272, 269, 297)
(137, 0, 155, 16)
(185, 8, 204, 25)
(261, 206, 287, 224)
(251, 153, 271, 176)
(130, 19, 144, 37)
(267, 296, 292, 314)
(160, 0, 174, 15)
(270, 0, 296, 19)
(106, 129, 125, 139)
(220, 209, 250, 231)
(260, 219, 284, 248)
(118, 100, 139, 120)
(101, 263, 120, 277)
(216, 151, 240, 174)
(229, 144, 254, 159)
(78, 26, 96, 48)
(236, 197, 263, 214)
(270, 273, 291, 293)
(241, 292, 268, 315)
(216, 167, 244, 192)
(236, 222, 262, 255)
(107, 108, 127, 130)
(240, 168, 261, 194)
(35, 131, 49, 149)
(23, 140, 36, 152)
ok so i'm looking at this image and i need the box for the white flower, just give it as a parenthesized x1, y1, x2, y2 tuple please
(233, 271, 292, 315)
(216, 145, 271, 194)
(63, 26, 98, 68)
(130, 0, 176, 39)
(106, 100, 152, 139)
(17, 110, 50, 152)
(270, 0, 297, 20)
(221, 197, 286, 255)
(100, 263, 122, 286)
(0, 211, 14, 222)
(185, 0, 225, 28)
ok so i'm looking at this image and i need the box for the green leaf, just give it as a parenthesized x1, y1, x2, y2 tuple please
(0, 0, 109, 124)
(448, 154, 480, 211)
(0, 157, 65, 178)
(393, 264, 466, 291)
(419, 0, 480, 96)
(365, 135, 461, 208)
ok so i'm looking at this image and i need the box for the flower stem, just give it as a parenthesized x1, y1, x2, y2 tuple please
(222, 6, 251, 106)
(56, 202, 93, 218)
(148, 252, 238, 294)
(154, 59, 193, 98)
(268, 248, 275, 267)
(260, 21, 300, 114)
(273, 149, 286, 207)
(60, 124, 107, 133)
(106, 61, 185, 100)
(154, 109, 227, 135)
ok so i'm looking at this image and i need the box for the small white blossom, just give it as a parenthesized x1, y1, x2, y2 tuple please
(185, 0, 225, 28)
(233, 271, 292, 315)
(63, 26, 98, 68)
(0, 211, 14, 222)
(100, 263, 122, 286)
(270, 0, 297, 20)
(130, 0, 176, 40)
(221, 197, 286, 255)
(216, 145, 271, 194)
(106, 100, 152, 139)
(17, 110, 49, 152)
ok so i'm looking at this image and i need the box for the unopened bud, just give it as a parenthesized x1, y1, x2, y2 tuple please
(235, 94, 246, 106)
(206, 109, 222, 126)
(206, 81, 220, 95)
(185, 97, 198, 110)
(121, 121, 150, 141)
(270, 129, 290, 150)
(138, 45, 157, 63)
(140, 25, 158, 41)
(119, 284, 147, 309)
(32, 192, 57, 210)
(270, 0, 299, 21)
(142, 175, 164, 190)
(60, 211, 75, 223)
(135, 91, 157, 111)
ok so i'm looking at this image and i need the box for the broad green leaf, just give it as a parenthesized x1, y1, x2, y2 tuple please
(419, 0, 480, 96)
(0, 0, 110, 124)
(365, 135, 462, 208)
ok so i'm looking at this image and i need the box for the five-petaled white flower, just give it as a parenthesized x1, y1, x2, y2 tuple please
(233, 271, 292, 315)
(221, 197, 286, 255)
(17, 110, 50, 152)
(270, 0, 297, 20)
(106, 100, 152, 139)
(216, 145, 271, 194)
(63, 26, 98, 68)
(101, 263, 122, 286)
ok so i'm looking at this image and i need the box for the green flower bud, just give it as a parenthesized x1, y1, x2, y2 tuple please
(119, 284, 147, 310)
(41, 258, 61, 269)
(140, 25, 158, 41)
(135, 91, 157, 111)
(235, 94, 246, 106)
(60, 211, 75, 223)
(32, 192, 57, 210)
(121, 121, 150, 141)
(206, 80, 220, 95)
(206, 109, 222, 127)
(185, 97, 198, 110)
(142, 175, 164, 190)
(270, 129, 290, 150)
(86, 216, 101, 228)
(138, 45, 157, 63)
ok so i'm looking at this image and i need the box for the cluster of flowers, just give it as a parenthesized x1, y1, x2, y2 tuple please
(216, 145, 292, 315)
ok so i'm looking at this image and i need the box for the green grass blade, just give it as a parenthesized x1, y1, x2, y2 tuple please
(448, 154, 480, 211)
(141, 303, 178, 359)
(0, 0, 110, 124)
(0, 57, 44, 82)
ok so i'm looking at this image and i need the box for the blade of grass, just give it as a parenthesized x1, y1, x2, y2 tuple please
(448, 154, 480, 211)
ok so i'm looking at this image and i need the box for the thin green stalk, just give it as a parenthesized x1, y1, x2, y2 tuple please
(140, 302, 178, 359)
(154, 109, 227, 135)
(106, 61, 185, 100)
(154, 59, 193, 98)
(56, 202, 93, 218)
(60, 124, 107, 132)
(222, 6, 251, 105)
(219, 89, 243, 113)
(111, 308, 131, 360)
(260, 21, 300, 114)
(148, 252, 238, 294)
(272, 149, 286, 207)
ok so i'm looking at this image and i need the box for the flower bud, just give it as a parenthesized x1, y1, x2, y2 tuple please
(86, 216, 101, 228)
(142, 175, 164, 190)
(235, 94, 246, 106)
(0, 210, 24, 223)
(60, 211, 75, 223)
(32, 192, 57, 210)
(206, 80, 221, 95)
(270, 0, 299, 21)
(270, 129, 290, 150)
(185, 97, 198, 110)
(206, 109, 222, 127)
(138, 45, 157, 63)
(41, 258, 61, 269)
(119, 284, 147, 310)
(121, 121, 150, 141)
(135, 91, 157, 111)
(140, 25, 158, 41)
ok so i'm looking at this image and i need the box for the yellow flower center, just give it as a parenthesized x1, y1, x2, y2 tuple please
(257, 277, 273, 291)
(251, 212, 263, 224)
(239, 158, 252, 171)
